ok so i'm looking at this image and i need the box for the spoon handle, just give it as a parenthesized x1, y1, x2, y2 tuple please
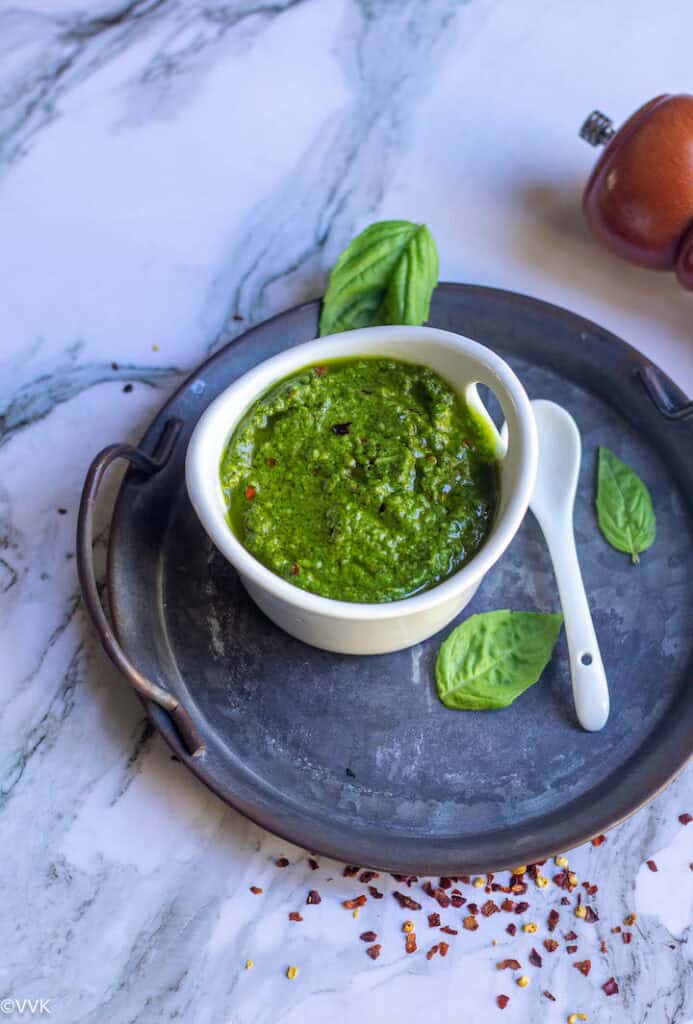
(541, 519, 610, 732)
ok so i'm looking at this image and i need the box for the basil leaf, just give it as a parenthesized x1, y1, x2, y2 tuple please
(435, 610, 563, 711)
(319, 220, 439, 336)
(596, 447, 656, 564)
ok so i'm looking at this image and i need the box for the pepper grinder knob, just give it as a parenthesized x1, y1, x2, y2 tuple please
(580, 110, 615, 146)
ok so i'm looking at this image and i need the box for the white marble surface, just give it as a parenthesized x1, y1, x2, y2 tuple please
(1, 1, 692, 1021)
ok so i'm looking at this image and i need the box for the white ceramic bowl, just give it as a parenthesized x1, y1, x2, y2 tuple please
(186, 325, 537, 655)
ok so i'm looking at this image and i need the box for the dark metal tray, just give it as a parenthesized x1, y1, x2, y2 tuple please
(78, 284, 693, 874)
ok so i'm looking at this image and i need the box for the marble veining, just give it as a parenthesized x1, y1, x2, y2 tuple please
(1, 0, 691, 1021)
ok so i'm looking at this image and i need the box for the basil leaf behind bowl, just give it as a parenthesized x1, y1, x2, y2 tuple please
(319, 220, 439, 336)
(435, 610, 564, 711)
(596, 447, 656, 564)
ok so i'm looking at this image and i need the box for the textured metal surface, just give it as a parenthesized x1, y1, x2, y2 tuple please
(106, 284, 693, 873)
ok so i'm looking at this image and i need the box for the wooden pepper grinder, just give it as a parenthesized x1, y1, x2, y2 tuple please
(580, 95, 693, 289)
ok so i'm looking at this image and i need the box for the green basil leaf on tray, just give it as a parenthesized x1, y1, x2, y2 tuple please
(319, 220, 439, 336)
(596, 446, 656, 564)
(435, 610, 564, 711)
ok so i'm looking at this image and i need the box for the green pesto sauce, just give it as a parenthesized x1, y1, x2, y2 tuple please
(220, 357, 499, 603)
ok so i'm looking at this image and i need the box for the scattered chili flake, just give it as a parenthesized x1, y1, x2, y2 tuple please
(501, 898, 516, 912)
(460, 875, 471, 884)
(646, 860, 658, 872)
(574, 960, 591, 976)
(276, 857, 289, 868)
(439, 941, 449, 957)
(529, 948, 543, 968)
(584, 906, 599, 924)
(368, 886, 384, 900)
(244, 485, 256, 500)
(583, 883, 599, 896)
(450, 893, 466, 908)
(366, 944, 381, 960)
(439, 877, 452, 889)
(343, 895, 367, 909)
(492, 883, 512, 894)
(600, 940, 608, 954)
(440, 925, 458, 935)
(511, 881, 528, 895)
(249, 886, 263, 894)
(497, 995, 510, 1010)
(232, 313, 244, 321)
(391, 874, 418, 886)
(623, 912, 637, 926)
(393, 891, 421, 911)
(428, 913, 441, 928)
(506, 923, 517, 936)
(564, 930, 578, 941)
(123, 383, 133, 393)
(265, 457, 277, 467)
(57, 507, 67, 515)
(289, 912, 303, 922)
(331, 421, 352, 435)
(543, 991, 556, 1002)
(306, 890, 321, 904)
(497, 959, 522, 971)
(622, 932, 633, 944)
(343, 865, 360, 877)
(548, 910, 562, 932)
(603, 977, 619, 996)
(567, 944, 578, 954)
(467, 902, 479, 915)
(591, 834, 607, 846)
(463, 915, 479, 931)
(359, 870, 378, 884)
(679, 812, 692, 825)
(611, 926, 622, 934)
(360, 931, 377, 942)
(314, 365, 326, 377)
(561, 897, 570, 905)
(426, 944, 439, 960)
(308, 858, 319, 870)
(543, 939, 558, 953)
(405, 932, 417, 954)
(482, 900, 500, 917)
(514, 902, 529, 915)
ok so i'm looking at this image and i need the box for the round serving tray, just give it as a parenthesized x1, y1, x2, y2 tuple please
(80, 284, 693, 874)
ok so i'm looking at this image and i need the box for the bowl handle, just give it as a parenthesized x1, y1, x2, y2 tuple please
(77, 419, 206, 759)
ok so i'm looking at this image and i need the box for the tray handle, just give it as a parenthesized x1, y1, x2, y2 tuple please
(638, 365, 693, 420)
(77, 419, 206, 759)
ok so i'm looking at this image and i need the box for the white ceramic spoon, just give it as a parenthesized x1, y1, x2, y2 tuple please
(502, 399, 610, 731)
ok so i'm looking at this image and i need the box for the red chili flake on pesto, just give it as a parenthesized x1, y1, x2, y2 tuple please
(497, 959, 522, 971)
(314, 365, 326, 377)
(439, 941, 449, 957)
(497, 995, 510, 1010)
(584, 905, 599, 924)
(428, 913, 441, 928)
(359, 870, 378, 884)
(543, 990, 556, 1002)
(591, 834, 607, 846)
(368, 885, 384, 900)
(249, 886, 263, 894)
(306, 890, 321, 904)
(405, 932, 417, 954)
(603, 977, 619, 996)
(514, 901, 529, 915)
(289, 912, 303, 922)
(360, 931, 377, 942)
(529, 948, 543, 968)
(393, 891, 422, 911)
(566, 945, 578, 954)
(481, 900, 500, 917)
(308, 858, 319, 870)
(343, 865, 360, 877)
(574, 960, 591, 976)
(463, 915, 479, 931)
(244, 485, 256, 500)
(543, 938, 558, 953)
(501, 898, 515, 912)
(451, 894, 466, 908)
(564, 930, 578, 942)
(366, 944, 381, 960)
(547, 909, 560, 932)
(646, 859, 658, 872)
(343, 895, 367, 909)
(265, 457, 277, 467)
(622, 932, 633, 944)
(506, 923, 517, 936)
(440, 925, 458, 935)
(426, 944, 439, 960)
(680, 812, 693, 825)
(276, 857, 289, 868)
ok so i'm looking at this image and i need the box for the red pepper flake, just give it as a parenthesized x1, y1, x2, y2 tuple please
(514, 901, 529, 915)
(426, 944, 439, 960)
(428, 913, 441, 928)
(529, 948, 543, 967)
(506, 923, 517, 936)
(567, 944, 578, 954)
(433, 888, 451, 908)
(463, 915, 479, 931)
(439, 941, 449, 957)
(528, 864, 539, 880)
(460, 875, 471, 884)
(646, 860, 658, 872)
(623, 913, 637, 926)
(600, 940, 608, 954)
(591, 834, 607, 846)
(360, 931, 377, 942)
(564, 930, 578, 941)
(265, 457, 277, 467)
(543, 990, 556, 1002)
(492, 883, 512, 893)
(249, 886, 263, 894)
(501, 898, 516, 912)
(622, 931, 633, 944)
(603, 977, 619, 996)
(393, 891, 422, 911)
(511, 881, 528, 895)
(391, 874, 418, 886)
(679, 812, 692, 825)
(451, 894, 466, 908)
(548, 910, 560, 931)
(481, 899, 500, 917)
(574, 959, 591, 976)
(306, 890, 321, 904)
(368, 885, 384, 900)
(276, 857, 289, 868)
(343, 865, 360, 877)
(405, 932, 417, 954)
(308, 858, 319, 870)
(497, 959, 522, 971)
(314, 365, 326, 377)
(543, 938, 558, 953)
(244, 485, 256, 500)
(584, 905, 599, 924)
(560, 896, 570, 906)
(289, 912, 303, 922)
(497, 995, 510, 1010)
(359, 870, 379, 884)
(583, 883, 599, 896)
(611, 926, 621, 934)
(366, 944, 381, 960)
(289, 562, 300, 576)
(439, 877, 452, 889)
(343, 895, 367, 909)
(466, 902, 479, 915)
